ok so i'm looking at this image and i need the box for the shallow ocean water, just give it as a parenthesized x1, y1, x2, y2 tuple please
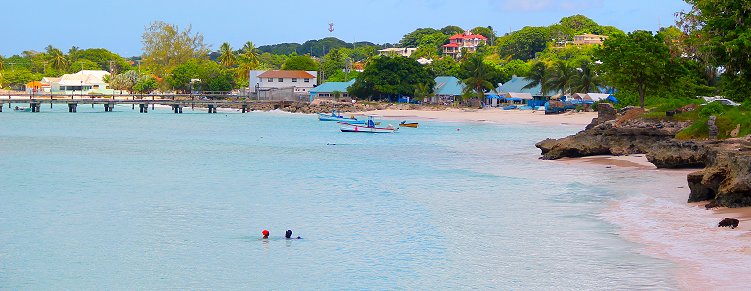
(0, 104, 677, 290)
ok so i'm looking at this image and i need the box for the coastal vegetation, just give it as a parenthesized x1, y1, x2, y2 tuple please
(0, 1, 749, 140)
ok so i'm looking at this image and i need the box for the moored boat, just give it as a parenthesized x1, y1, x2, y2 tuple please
(340, 118, 397, 133)
(399, 121, 419, 128)
(318, 110, 366, 124)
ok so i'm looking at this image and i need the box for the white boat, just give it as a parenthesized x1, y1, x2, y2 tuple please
(340, 118, 397, 133)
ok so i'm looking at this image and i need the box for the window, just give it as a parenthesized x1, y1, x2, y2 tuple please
(268, 78, 273, 82)
(292, 78, 297, 82)
(278, 78, 284, 82)
(304, 78, 310, 83)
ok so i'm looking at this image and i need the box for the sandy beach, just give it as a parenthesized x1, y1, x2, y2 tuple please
(353, 108, 598, 126)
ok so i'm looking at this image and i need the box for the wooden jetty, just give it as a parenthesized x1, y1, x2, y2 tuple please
(0, 93, 302, 113)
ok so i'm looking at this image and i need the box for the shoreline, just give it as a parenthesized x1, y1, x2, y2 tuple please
(564, 155, 751, 290)
(351, 108, 597, 126)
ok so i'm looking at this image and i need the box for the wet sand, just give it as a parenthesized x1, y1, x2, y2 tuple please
(566, 155, 751, 291)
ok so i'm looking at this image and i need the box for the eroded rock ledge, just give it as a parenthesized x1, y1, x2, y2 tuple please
(536, 103, 751, 207)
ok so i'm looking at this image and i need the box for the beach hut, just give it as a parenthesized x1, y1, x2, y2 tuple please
(432, 76, 464, 104)
(309, 80, 355, 102)
(496, 76, 559, 107)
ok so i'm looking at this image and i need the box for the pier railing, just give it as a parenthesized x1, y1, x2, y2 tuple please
(0, 93, 306, 113)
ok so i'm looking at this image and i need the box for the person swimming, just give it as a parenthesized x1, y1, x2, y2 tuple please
(285, 229, 301, 239)
(262, 229, 269, 239)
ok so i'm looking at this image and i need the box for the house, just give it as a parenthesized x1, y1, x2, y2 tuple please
(249, 70, 318, 95)
(378, 47, 417, 57)
(496, 76, 559, 107)
(309, 80, 355, 101)
(431, 76, 465, 104)
(443, 31, 488, 59)
(49, 70, 112, 94)
(573, 34, 608, 45)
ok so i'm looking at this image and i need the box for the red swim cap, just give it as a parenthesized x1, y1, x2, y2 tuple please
(262, 230, 269, 236)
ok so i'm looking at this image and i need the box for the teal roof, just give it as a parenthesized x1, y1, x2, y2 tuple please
(310, 80, 355, 94)
(434, 76, 464, 96)
(497, 76, 558, 97)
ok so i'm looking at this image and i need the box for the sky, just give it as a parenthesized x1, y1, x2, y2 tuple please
(2, 0, 691, 57)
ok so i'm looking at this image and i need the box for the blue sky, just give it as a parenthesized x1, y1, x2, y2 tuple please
(3, 0, 691, 57)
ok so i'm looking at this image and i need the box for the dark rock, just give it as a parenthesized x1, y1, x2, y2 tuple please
(718, 218, 739, 229)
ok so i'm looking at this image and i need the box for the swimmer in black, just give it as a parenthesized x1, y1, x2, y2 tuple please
(285, 230, 301, 239)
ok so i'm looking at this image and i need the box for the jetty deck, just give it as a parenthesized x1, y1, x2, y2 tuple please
(0, 93, 304, 113)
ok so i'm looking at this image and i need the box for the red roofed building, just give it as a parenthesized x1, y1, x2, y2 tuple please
(443, 31, 488, 59)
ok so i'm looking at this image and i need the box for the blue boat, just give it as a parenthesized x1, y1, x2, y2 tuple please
(502, 105, 517, 110)
(318, 110, 366, 124)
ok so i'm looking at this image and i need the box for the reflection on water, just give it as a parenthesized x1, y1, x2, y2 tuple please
(0, 106, 676, 289)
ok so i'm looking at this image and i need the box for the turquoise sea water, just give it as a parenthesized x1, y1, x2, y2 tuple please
(0, 104, 677, 290)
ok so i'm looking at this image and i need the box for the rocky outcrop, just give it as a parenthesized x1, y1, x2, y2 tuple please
(536, 117, 691, 162)
(687, 138, 751, 207)
(535, 105, 751, 207)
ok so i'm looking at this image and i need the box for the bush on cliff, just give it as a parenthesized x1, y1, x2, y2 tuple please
(677, 106, 751, 140)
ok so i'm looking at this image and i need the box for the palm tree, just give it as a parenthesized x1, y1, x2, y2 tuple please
(218, 42, 237, 68)
(545, 61, 576, 96)
(461, 54, 496, 104)
(241, 41, 260, 66)
(0, 55, 4, 71)
(45, 45, 68, 71)
(523, 62, 549, 96)
(571, 61, 603, 93)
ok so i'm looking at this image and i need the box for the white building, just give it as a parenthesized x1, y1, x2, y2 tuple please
(50, 70, 112, 94)
(249, 70, 318, 94)
(378, 47, 417, 57)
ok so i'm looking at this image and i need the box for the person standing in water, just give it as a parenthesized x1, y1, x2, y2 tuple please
(262, 229, 269, 239)
(285, 230, 301, 239)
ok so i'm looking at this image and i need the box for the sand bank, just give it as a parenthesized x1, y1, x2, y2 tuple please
(565, 155, 751, 290)
(353, 108, 597, 126)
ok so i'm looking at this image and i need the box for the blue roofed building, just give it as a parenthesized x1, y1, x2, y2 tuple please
(431, 76, 465, 104)
(496, 76, 560, 107)
(309, 80, 356, 102)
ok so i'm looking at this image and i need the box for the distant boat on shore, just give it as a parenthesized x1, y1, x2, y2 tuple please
(399, 121, 419, 128)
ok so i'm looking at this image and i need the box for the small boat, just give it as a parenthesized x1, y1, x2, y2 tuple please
(318, 110, 366, 124)
(502, 105, 518, 110)
(340, 118, 397, 133)
(13, 106, 31, 112)
(399, 121, 419, 128)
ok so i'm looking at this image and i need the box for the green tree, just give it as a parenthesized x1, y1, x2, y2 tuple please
(460, 54, 497, 102)
(545, 61, 576, 95)
(69, 48, 132, 73)
(282, 55, 318, 71)
(348, 56, 435, 100)
(45, 45, 68, 72)
(441, 25, 465, 36)
(241, 41, 260, 66)
(497, 26, 551, 61)
(218, 42, 237, 68)
(427, 56, 460, 77)
(141, 21, 210, 77)
(596, 30, 671, 109)
(571, 61, 603, 93)
(133, 75, 158, 94)
(523, 62, 550, 96)
(2, 68, 37, 89)
(109, 70, 140, 93)
(399, 28, 441, 47)
(69, 59, 101, 73)
(680, 0, 751, 99)
(471, 26, 496, 42)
